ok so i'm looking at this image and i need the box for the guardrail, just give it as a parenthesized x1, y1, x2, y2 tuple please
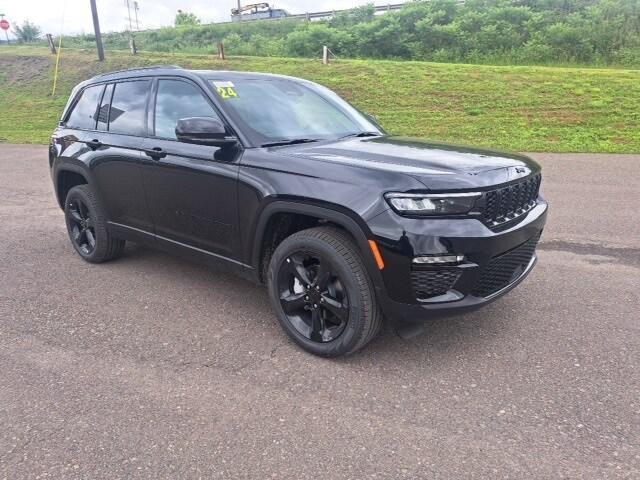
(95, 3, 409, 35)
(281, 3, 405, 21)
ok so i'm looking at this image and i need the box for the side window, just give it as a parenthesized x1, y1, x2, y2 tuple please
(154, 79, 221, 140)
(96, 83, 114, 131)
(109, 80, 150, 136)
(66, 84, 104, 130)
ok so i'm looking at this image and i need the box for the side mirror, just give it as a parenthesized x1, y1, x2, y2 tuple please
(364, 112, 382, 128)
(175, 117, 238, 147)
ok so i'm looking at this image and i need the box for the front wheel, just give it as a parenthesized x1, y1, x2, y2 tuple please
(267, 227, 382, 357)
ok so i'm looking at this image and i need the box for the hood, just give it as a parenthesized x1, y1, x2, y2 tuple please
(277, 135, 541, 190)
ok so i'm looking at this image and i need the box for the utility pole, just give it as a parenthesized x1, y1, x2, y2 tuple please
(89, 0, 105, 61)
(133, 1, 140, 30)
(126, 0, 133, 32)
(125, 0, 136, 55)
(237, 0, 242, 21)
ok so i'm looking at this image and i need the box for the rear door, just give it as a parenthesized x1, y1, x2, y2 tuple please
(140, 77, 241, 259)
(88, 79, 154, 234)
(53, 83, 106, 190)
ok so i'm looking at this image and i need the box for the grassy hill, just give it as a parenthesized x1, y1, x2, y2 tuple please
(1, 46, 639, 153)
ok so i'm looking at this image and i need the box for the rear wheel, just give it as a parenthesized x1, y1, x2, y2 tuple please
(64, 185, 125, 263)
(267, 227, 382, 357)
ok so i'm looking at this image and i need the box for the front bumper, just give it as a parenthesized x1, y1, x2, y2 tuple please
(367, 199, 548, 324)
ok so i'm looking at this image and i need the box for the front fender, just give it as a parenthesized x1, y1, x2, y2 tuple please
(249, 199, 386, 293)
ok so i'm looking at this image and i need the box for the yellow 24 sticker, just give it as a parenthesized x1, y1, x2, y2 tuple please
(217, 86, 238, 99)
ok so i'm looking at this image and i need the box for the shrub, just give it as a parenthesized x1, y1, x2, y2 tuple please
(58, 0, 640, 68)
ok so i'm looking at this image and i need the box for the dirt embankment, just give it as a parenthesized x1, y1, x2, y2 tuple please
(0, 55, 52, 85)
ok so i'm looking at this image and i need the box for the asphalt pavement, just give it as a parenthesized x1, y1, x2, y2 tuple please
(0, 145, 638, 479)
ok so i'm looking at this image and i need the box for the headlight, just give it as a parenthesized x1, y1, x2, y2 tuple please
(385, 192, 481, 215)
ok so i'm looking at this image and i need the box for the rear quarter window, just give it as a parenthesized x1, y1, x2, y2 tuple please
(66, 84, 104, 130)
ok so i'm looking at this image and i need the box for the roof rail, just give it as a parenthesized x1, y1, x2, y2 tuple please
(95, 65, 183, 78)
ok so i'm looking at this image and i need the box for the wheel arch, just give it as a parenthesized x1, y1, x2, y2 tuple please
(54, 164, 91, 209)
(251, 200, 385, 289)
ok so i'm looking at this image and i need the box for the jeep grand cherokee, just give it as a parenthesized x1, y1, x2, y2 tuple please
(49, 66, 548, 357)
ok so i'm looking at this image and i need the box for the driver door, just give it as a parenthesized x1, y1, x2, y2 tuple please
(140, 77, 241, 259)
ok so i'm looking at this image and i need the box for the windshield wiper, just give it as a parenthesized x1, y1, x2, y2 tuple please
(261, 138, 320, 147)
(338, 131, 380, 140)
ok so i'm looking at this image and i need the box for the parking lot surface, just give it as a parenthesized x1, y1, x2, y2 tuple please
(0, 145, 638, 479)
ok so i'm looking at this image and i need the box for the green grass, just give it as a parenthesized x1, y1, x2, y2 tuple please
(1, 46, 639, 152)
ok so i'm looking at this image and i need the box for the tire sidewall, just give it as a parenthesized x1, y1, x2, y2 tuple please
(267, 234, 367, 357)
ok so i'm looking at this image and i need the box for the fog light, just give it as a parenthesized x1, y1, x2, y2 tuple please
(413, 254, 465, 264)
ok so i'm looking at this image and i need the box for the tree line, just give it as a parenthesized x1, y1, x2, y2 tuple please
(60, 0, 640, 67)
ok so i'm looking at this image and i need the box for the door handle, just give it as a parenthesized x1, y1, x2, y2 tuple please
(86, 139, 102, 150)
(144, 147, 167, 160)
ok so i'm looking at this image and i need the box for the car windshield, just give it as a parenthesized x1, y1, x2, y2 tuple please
(208, 78, 381, 145)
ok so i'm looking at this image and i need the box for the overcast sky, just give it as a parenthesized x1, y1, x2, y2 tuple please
(1, 0, 403, 37)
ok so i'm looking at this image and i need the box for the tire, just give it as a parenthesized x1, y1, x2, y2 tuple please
(64, 184, 125, 263)
(267, 226, 382, 357)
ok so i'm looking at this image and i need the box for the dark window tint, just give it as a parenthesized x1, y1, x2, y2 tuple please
(66, 85, 104, 130)
(109, 80, 150, 136)
(96, 83, 114, 131)
(154, 80, 221, 139)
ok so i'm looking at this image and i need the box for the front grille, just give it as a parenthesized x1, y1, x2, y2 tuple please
(411, 268, 462, 300)
(483, 174, 541, 229)
(471, 233, 541, 298)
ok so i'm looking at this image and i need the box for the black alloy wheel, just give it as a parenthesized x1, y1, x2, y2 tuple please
(267, 226, 382, 357)
(277, 251, 349, 343)
(67, 198, 97, 255)
(64, 184, 125, 263)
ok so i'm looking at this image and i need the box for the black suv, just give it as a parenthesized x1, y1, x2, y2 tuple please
(50, 66, 547, 357)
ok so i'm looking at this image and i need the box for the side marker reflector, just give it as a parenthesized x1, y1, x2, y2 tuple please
(368, 240, 385, 270)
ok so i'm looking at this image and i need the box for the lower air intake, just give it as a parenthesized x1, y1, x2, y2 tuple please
(411, 268, 462, 300)
(472, 233, 541, 298)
